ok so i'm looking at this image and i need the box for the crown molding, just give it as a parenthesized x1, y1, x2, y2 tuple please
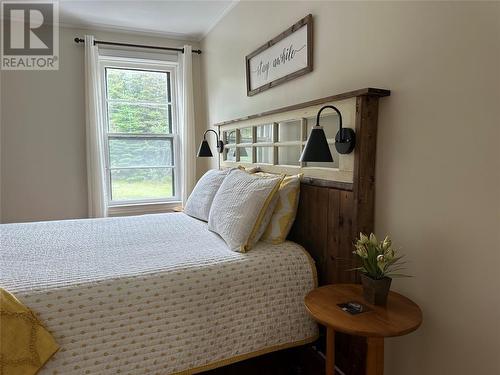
(200, 0, 239, 41)
(59, 20, 202, 43)
(6, 1, 239, 43)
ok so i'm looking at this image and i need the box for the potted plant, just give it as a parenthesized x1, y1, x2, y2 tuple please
(352, 233, 410, 305)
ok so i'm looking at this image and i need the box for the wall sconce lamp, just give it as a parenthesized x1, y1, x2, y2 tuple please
(197, 129, 224, 157)
(299, 105, 356, 162)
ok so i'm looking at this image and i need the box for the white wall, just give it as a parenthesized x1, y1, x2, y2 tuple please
(0, 26, 205, 223)
(201, 1, 500, 374)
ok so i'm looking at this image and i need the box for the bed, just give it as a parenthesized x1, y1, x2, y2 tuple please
(2, 88, 388, 375)
(0, 212, 318, 374)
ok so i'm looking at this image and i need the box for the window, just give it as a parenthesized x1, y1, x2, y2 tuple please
(100, 59, 180, 207)
(222, 116, 340, 168)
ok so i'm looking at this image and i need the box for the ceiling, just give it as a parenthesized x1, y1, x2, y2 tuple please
(59, 0, 238, 41)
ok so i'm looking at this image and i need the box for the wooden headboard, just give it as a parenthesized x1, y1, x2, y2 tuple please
(215, 88, 390, 375)
(216, 88, 390, 285)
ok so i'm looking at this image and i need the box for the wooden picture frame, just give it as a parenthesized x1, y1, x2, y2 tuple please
(245, 14, 313, 96)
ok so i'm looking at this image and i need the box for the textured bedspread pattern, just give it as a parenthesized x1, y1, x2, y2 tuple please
(0, 213, 318, 374)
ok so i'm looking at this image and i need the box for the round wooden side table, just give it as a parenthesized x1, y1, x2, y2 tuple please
(304, 284, 422, 375)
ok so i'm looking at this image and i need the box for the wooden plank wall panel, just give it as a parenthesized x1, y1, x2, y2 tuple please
(343, 190, 358, 283)
(291, 184, 367, 375)
(325, 189, 340, 285)
(312, 186, 329, 284)
(325, 189, 356, 285)
(336, 190, 357, 284)
(290, 184, 329, 285)
(291, 185, 356, 285)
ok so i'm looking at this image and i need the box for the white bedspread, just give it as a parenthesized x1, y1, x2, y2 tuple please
(0, 213, 318, 374)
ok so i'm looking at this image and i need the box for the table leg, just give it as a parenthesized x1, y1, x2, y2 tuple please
(326, 326, 335, 375)
(366, 337, 384, 375)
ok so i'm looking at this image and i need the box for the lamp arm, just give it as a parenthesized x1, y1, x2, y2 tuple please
(203, 129, 219, 141)
(203, 129, 224, 153)
(314, 105, 356, 154)
(315, 105, 344, 141)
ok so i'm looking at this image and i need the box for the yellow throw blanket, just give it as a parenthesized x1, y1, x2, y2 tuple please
(0, 289, 59, 375)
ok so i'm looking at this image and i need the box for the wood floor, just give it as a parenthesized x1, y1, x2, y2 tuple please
(201, 345, 327, 375)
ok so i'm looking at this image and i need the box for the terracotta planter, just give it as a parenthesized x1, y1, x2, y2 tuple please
(360, 274, 392, 306)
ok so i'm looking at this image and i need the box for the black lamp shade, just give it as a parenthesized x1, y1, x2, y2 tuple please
(299, 127, 333, 162)
(197, 140, 213, 157)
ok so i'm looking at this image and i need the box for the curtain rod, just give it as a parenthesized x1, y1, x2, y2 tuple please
(74, 38, 202, 54)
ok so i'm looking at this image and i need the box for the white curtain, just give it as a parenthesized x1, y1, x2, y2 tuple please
(84, 35, 107, 217)
(180, 45, 196, 205)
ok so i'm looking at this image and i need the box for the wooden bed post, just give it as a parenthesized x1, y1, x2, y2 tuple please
(336, 93, 385, 375)
(352, 94, 381, 244)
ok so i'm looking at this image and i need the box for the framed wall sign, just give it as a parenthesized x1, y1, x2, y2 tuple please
(245, 14, 313, 96)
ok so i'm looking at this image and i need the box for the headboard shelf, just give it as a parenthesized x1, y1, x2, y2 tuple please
(213, 87, 390, 127)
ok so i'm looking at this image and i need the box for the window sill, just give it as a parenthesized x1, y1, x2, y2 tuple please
(108, 201, 182, 217)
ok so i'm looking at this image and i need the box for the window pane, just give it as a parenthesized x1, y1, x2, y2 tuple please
(239, 127, 253, 143)
(108, 103, 171, 134)
(278, 146, 301, 166)
(111, 168, 173, 201)
(278, 120, 301, 142)
(256, 146, 273, 164)
(256, 124, 273, 143)
(224, 147, 236, 162)
(109, 138, 173, 168)
(307, 115, 339, 139)
(106, 68, 168, 103)
(238, 147, 252, 163)
(305, 144, 340, 168)
(224, 130, 236, 144)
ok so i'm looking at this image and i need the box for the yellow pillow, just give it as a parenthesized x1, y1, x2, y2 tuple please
(0, 289, 59, 375)
(259, 173, 302, 244)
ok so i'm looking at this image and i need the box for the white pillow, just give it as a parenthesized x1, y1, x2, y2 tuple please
(184, 169, 233, 221)
(208, 169, 283, 252)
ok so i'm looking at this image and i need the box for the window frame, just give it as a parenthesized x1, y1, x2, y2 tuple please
(222, 116, 341, 169)
(99, 56, 181, 208)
